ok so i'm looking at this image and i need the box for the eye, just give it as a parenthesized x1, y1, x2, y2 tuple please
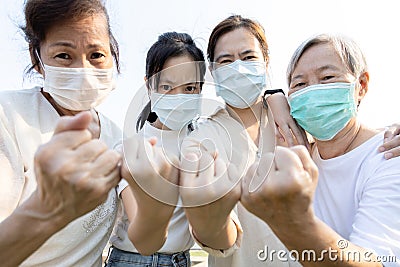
(185, 85, 198, 93)
(217, 59, 233, 66)
(159, 84, 172, 92)
(243, 55, 257, 61)
(54, 53, 71, 60)
(91, 52, 106, 59)
(292, 82, 306, 89)
(322, 75, 335, 81)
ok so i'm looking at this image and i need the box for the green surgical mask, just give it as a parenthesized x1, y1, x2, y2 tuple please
(288, 82, 357, 141)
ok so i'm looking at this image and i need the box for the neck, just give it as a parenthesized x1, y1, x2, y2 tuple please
(41, 90, 82, 116)
(315, 119, 376, 159)
(41, 90, 100, 138)
(151, 118, 171, 130)
(227, 98, 263, 145)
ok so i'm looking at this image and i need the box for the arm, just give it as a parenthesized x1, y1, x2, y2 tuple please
(180, 152, 241, 251)
(266, 92, 310, 149)
(241, 146, 383, 266)
(121, 136, 179, 255)
(0, 112, 121, 266)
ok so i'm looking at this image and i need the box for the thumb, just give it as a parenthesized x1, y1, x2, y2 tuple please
(53, 111, 92, 135)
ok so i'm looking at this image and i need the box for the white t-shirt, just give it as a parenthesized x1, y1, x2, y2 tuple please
(109, 121, 194, 253)
(313, 132, 400, 265)
(182, 108, 301, 267)
(0, 88, 122, 267)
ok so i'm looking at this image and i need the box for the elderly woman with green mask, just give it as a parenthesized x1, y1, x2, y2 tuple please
(241, 33, 400, 266)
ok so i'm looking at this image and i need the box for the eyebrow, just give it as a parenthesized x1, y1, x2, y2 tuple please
(214, 49, 258, 62)
(239, 49, 257, 56)
(48, 42, 107, 50)
(291, 64, 341, 81)
(49, 42, 77, 49)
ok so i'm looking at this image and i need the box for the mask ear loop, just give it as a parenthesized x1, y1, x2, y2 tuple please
(35, 49, 46, 72)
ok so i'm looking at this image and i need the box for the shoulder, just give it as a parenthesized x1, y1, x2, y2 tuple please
(0, 88, 41, 105)
(357, 132, 400, 190)
(97, 112, 122, 147)
(0, 87, 44, 121)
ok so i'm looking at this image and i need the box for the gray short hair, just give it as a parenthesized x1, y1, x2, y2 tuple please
(286, 33, 368, 86)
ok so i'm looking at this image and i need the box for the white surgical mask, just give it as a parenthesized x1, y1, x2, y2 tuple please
(36, 50, 115, 111)
(212, 60, 267, 109)
(150, 93, 200, 131)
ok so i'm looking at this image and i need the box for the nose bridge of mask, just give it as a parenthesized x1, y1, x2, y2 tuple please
(288, 82, 355, 102)
(150, 92, 200, 130)
(44, 64, 114, 91)
(151, 93, 200, 110)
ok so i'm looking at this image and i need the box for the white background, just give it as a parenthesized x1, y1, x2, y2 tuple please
(1, 0, 399, 129)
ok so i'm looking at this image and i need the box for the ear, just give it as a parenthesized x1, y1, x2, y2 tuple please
(208, 65, 214, 78)
(29, 45, 43, 75)
(144, 76, 151, 97)
(357, 71, 369, 102)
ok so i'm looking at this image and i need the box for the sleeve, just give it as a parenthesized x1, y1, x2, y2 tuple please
(0, 104, 25, 221)
(350, 157, 400, 266)
(189, 210, 243, 257)
(116, 178, 129, 197)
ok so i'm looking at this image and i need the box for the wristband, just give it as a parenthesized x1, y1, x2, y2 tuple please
(263, 89, 285, 98)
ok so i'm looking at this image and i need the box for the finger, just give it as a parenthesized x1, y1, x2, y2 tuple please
(279, 124, 295, 147)
(290, 145, 318, 185)
(138, 136, 155, 160)
(241, 162, 258, 196)
(180, 153, 199, 187)
(199, 137, 218, 159)
(380, 137, 400, 159)
(215, 157, 233, 182)
(379, 137, 399, 153)
(50, 130, 92, 150)
(289, 121, 307, 147)
(74, 139, 108, 162)
(97, 165, 122, 192)
(166, 155, 180, 185)
(53, 111, 92, 135)
(153, 148, 178, 185)
(273, 146, 304, 172)
(123, 135, 141, 162)
(148, 137, 158, 146)
(91, 149, 121, 177)
(248, 153, 275, 193)
(198, 152, 215, 183)
(383, 124, 400, 141)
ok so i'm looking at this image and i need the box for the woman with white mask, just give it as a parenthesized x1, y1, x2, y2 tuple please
(106, 32, 241, 267)
(181, 15, 304, 267)
(0, 0, 122, 266)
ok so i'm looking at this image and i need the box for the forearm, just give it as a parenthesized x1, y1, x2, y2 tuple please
(127, 210, 171, 255)
(191, 215, 237, 250)
(0, 193, 66, 266)
(271, 216, 382, 267)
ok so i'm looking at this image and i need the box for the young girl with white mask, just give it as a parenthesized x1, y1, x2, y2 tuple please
(106, 32, 240, 267)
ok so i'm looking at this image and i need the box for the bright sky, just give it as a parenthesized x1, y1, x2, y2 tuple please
(1, 0, 399, 129)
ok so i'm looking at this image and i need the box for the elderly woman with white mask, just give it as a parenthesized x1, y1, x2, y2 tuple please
(0, 0, 123, 266)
